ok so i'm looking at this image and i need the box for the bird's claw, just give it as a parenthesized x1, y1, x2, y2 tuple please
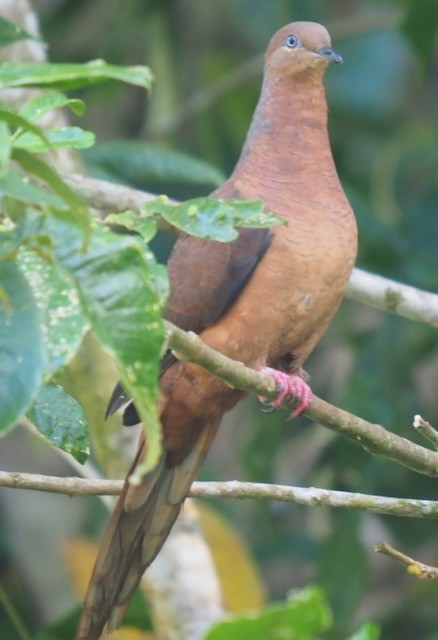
(259, 398, 279, 413)
(258, 366, 313, 418)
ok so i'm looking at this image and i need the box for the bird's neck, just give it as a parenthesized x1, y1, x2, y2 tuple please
(230, 71, 336, 195)
(252, 70, 329, 134)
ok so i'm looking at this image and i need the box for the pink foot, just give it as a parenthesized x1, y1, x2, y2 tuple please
(259, 366, 312, 418)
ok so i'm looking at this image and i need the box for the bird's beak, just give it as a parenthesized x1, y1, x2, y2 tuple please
(317, 46, 343, 64)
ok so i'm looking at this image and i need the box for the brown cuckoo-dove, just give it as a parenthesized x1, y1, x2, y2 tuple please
(75, 21, 357, 639)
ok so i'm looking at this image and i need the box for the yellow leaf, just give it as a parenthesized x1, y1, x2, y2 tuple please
(61, 537, 99, 598)
(61, 539, 154, 639)
(102, 627, 153, 640)
(197, 504, 265, 612)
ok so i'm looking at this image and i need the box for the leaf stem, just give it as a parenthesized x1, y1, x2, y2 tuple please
(0, 581, 32, 640)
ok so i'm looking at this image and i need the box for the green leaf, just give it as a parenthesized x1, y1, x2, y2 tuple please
(47, 218, 166, 472)
(27, 384, 89, 463)
(19, 92, 85, 122)
(205, 586, 332, 640)
(0, 61, 153, 91)
(0, 169, 64, 208)
(106, 210, 158, 243)
(0, 260, 44, 433)
(0, 16, 39, 49)
(0, 207, 53, 257)
(104, 212, 169, 304)
(348, 621, 380, 640)
(14, 126, 95, 153)
(0, 107, 50, 146)
(143, 196, 284, 241)
(84, 141, 225, 188)
(18, 248, 89, 373)
(12, 149, 91, 236)
(147, 261, 169, 311)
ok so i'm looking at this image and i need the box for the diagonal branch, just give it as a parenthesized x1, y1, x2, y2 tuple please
(165, 322, 438, 477)
(413, 414, 438, 450)
(0, 471, 437, 519)
(375, 541, 438, 579)
(64, 173, 438, 328)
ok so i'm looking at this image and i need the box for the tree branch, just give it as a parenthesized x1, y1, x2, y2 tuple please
(164, 322, 438, 477)
(413, 415, 438, 450)
(346, 269, 438, 329)
(375, 541, 438, 579)
(64, 173, 438, 329)
(0, 471, 436, 519)
(60, 176, 438, 474)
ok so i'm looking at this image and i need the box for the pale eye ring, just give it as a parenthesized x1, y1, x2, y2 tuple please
(285, 34, 298, 48)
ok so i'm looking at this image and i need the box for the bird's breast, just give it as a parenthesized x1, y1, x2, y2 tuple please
(201, 194, 357, 369)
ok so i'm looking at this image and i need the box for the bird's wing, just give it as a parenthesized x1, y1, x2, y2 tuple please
(106, 183, 271, 420)
(165, 226, 271, 331)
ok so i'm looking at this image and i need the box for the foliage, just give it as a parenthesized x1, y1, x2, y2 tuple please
(0, 18, 276, 472)
(0, 2, 437, 640)
(205, 586, 332, 640)
(205, 586, 380, 640)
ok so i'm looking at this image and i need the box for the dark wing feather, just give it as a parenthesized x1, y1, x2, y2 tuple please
(164, 226, 271, 332)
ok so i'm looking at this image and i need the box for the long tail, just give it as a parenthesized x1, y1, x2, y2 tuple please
(74, 417, 220, 640)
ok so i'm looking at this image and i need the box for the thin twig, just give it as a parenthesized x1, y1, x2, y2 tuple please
(413, 415, 438, 450)
(375, 541, 438, 579)
(0, 471, 437, 519)
(63, 173, 438, 329)
(165, 321, 438, 477)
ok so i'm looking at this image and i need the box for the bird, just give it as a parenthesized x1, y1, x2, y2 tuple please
(75, 21, 358, 639)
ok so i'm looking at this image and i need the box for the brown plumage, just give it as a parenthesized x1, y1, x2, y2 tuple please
(75, 21, 357, 639)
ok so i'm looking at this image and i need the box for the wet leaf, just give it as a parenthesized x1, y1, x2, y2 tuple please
(27, 384, 89, 463)
(48, 218, 166, 471)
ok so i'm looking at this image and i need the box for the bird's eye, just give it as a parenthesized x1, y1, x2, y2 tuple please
(285, 34, 298, 49)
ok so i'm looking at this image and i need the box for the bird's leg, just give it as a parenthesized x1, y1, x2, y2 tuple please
(258, 365, 313, 418)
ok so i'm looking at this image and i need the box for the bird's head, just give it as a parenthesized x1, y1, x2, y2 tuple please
(265, 22, 342, 79)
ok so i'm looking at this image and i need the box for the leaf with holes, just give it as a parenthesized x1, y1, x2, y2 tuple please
(47, 218, 166, 472)
(18, 248, 89, 373)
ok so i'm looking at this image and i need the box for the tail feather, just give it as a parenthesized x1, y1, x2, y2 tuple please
(75, 418, 221, 640)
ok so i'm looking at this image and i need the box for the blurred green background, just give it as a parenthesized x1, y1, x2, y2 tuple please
(0, 0, 437, 638)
